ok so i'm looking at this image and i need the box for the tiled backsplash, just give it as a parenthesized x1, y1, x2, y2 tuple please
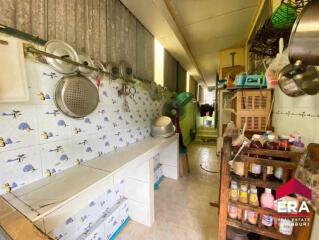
(0, 60, 162, 194)
(272, 87, 319, 240)
(272, 87, 319, 145)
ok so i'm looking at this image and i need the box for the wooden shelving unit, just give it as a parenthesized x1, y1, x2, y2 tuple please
(218, 137, 314, 240)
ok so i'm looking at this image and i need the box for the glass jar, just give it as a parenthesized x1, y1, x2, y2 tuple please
(228, 204, 238, 219)
(249, 135, 263, 178)
(263, 135, 276, 180)
(275, 136, 290, 181)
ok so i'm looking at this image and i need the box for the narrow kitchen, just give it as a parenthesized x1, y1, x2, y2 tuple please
(0, 0, 318, 240)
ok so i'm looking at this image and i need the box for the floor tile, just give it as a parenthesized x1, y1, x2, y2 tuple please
(117, 143, 220, 239)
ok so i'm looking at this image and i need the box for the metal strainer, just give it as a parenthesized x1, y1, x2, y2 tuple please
(55, 74, 99, 118)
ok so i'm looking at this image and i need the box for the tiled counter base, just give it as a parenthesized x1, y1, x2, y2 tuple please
(1, 136, 179, 239)
(153, 154, 164, 190)
(48, 179, 127, 240)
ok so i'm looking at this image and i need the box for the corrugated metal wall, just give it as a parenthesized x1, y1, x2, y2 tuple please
(0, 0, 154, 81)
(163, 49, 177, 92)
(189, 75, 196, 98)
(177, 63, 186, 93)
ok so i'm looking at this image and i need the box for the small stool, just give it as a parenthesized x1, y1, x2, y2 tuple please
(179, 147, 190, 177)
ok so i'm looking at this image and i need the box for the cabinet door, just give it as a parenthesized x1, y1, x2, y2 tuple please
(0, 36, 29, 102)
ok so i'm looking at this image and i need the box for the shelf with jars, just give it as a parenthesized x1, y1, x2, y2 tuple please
(218, 136, 314, 240)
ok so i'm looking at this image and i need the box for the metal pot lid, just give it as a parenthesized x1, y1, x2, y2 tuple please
(119, 60, 133, 81)
(55, 74, 99, 118)
(44, 40, 79, 74)
(106, 61, 119, 80)
(78, 54, 95, 75)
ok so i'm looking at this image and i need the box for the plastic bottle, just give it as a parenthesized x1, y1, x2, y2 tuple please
(263, 135, 276, 180)
(237, 184, 248, 220)
(229, 181, 239, 202)
(249, 135, 263, 178)
(247, 186, 259, 225)
(261, 188, 275, 227)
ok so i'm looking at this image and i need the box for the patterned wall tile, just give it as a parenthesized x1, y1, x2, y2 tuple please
(37, 105, 72, 143)
(0, 146, 42, 194)
(0, 106, 38, 152)
(40, 140, 74, 176)
(23, 61, 59, 105)
(0, 60, 164, 194)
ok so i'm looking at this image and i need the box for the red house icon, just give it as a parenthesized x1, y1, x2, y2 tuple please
(276, 178, 312, 200)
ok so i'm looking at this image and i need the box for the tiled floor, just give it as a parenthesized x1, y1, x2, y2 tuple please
(117, 142, 220, 240)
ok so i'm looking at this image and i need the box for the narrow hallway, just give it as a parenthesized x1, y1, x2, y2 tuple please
(118, 143, 220, 240)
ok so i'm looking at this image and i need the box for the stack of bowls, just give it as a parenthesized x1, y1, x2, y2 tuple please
(151, 116, 175, 138)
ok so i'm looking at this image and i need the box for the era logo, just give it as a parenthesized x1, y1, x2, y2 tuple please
(277, 200, 310, 213)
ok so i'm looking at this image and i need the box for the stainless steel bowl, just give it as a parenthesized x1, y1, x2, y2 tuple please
(278, 61, 319, 97)
(288, 1, 319, 66)
(151, 116, 175, 138)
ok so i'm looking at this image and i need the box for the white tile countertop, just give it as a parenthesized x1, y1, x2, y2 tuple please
(83, 134, 178, 172)
(2, 135, 178, 223)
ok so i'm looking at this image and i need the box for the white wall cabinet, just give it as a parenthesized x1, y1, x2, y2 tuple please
(0, 36, 29, 102)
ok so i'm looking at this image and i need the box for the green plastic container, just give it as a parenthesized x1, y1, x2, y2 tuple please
(271, 2, 297, 29)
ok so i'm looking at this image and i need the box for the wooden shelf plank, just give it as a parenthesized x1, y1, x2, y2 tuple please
(239, 147, 302, 160)
(230, 172, 282, 189)
(228, 200, 277, 216)
(227, 219, 295, 240)
(237, 156, 297, 169)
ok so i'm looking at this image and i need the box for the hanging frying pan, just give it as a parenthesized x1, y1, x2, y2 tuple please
(44, 40, 79, 74)
(55, 74, 99, 118)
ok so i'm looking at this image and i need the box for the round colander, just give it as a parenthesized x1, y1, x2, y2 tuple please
(55, 74, 99, 118)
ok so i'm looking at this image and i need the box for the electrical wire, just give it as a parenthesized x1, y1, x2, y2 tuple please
(199, 163, 219, 174)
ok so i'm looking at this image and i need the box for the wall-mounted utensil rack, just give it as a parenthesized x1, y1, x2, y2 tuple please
(25, 46, 112, 76)
(25, 45, 153, 87)
(0, 24, 46, 45)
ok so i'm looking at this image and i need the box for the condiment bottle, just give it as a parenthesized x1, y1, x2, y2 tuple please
(237, 184, 248, 220)
(279, 136, 290, 152)
(263, 135, 276, 180)
(247, 186, 259, 225)
(261, 188, 275, 227)
(275, 136, 290, 181)
(249, 135, 263, 178)
(229, 181, 239, 202)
